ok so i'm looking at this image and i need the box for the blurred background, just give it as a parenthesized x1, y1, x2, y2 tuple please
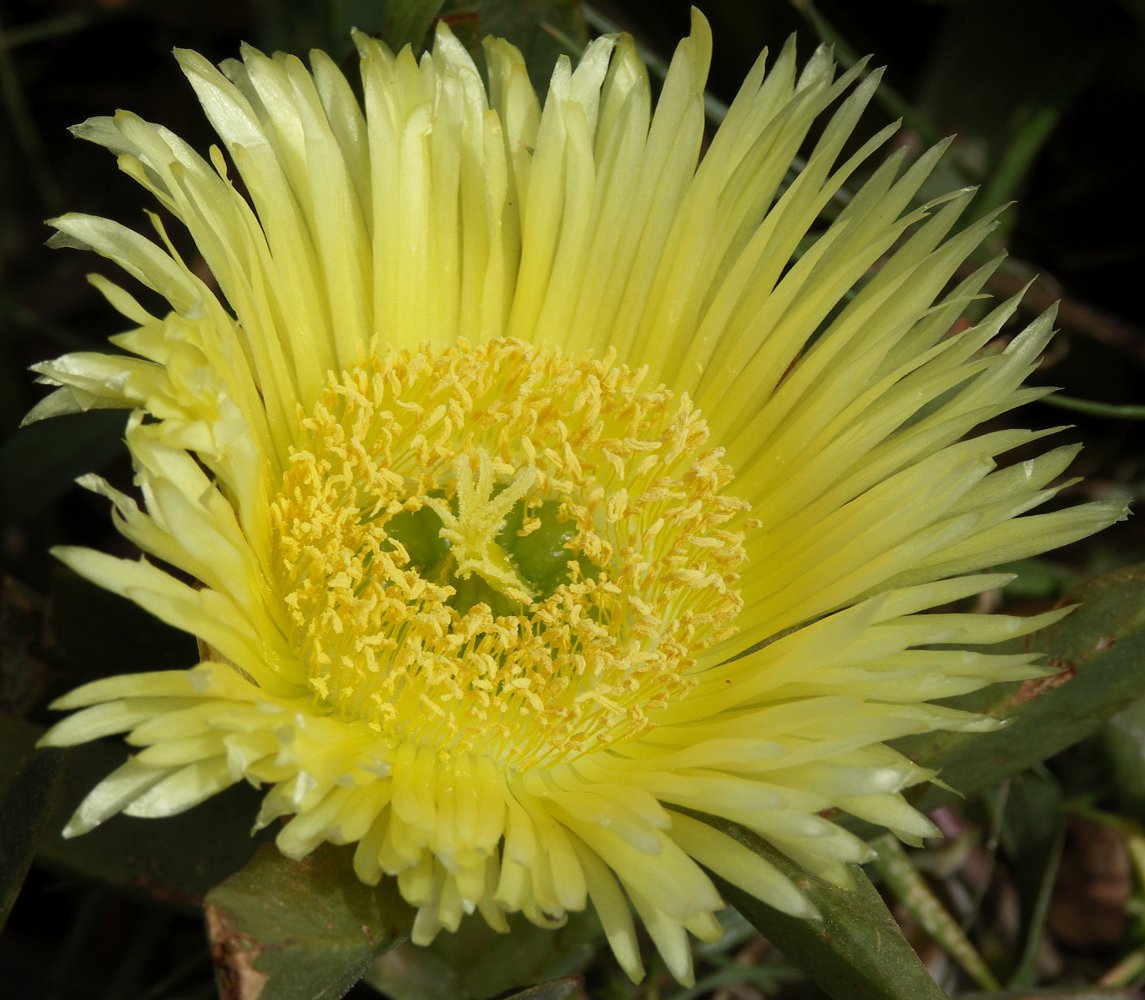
(2, 1, 1144, 997)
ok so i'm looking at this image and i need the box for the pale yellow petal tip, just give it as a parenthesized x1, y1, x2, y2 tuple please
(617, 952, 646, 985)
(48, 543, 84, 567)
(20, 391, 73, 427)
(431, 15, 460, 48)
(687, 6, 713, 47)
(793, 893, 822, 922)
(958, 715, 1009, 735)
(61, 816, 91, 839)
(673, 968, 697, 990)
(35, 725, 69, 749)
(685, 7, 713, 76)
(45, 211, 89, 232)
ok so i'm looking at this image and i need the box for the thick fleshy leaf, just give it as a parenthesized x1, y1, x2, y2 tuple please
(7, 566, 263, 903)
(996, 772, 1065, 989)
(957, 990, 1139, 1000)
(502, 981, 578, 1000)
(0, 713, 64, 931)
(44, 767, 267, 904)
(440, 0, 588, 90)
(49, 567, 199, 686)
(204, 842, 412, 1000)
(897, 563, 1145, 811)
(27, 717, 267, 903)
(706, 816, 950, 1000)
(0, 410, 126, 524)
(915, 0, 1111, 229)
(380, 0, 448, 52)
(870, 832, 998, 991)
(1, 576, 53, 716)
(249, 0, 385, 60)
(366, 909, 599, 1000)
(1104, 697, 1145, 824)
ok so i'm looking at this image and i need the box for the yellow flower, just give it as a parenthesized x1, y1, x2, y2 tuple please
(31, 12, 1123, 985)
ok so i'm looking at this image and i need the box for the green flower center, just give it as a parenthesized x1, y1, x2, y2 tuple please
(384, 465, 589, 617)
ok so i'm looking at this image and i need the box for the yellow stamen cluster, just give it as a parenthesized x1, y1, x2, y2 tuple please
(269, 339, 748, 769)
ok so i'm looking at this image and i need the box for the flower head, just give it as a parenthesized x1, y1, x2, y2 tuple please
(32, 12, 1123, 985)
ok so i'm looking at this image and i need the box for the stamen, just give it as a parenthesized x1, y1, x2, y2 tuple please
(267, 339, 748, 769)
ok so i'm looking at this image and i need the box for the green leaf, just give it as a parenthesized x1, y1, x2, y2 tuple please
(870, 832, 998, 991)
(1103, 698, 1145, 824)
(958, 988, 1141, 999)
(0, 576, 53, 716)
(0, 410, 126, 525)
(380, 0, 448, 53)
(897, 563, 1145, 812)
(916, 0, 1113, 202)
(708, 819, 950, 1000)
(48, 568, 197, 684)
(250, 0, 385, 58)
(204, 842, 412, 1000)
(0, 713, 64, 932)
(996, 772, 1064, 989)
(1042, 395, 1145, 420)
(502, 981, 578, 1000)
(367, 908, 599, 1000)
(40, 756, 269, 905)
(0, 568, 262, 904)
(3, 708, 267, 905)
(995, 557, 1080, 601)
(440, 0, 588, 90)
